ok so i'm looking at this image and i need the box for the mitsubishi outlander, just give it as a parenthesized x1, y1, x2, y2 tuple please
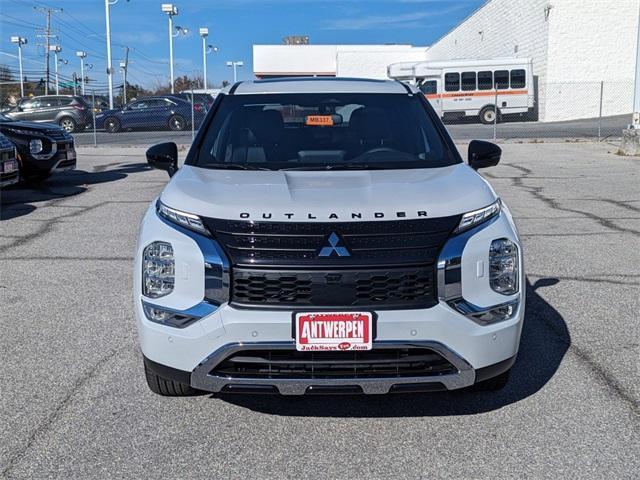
(135, 78, 524, 396)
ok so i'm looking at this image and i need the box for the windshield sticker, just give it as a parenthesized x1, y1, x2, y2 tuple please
(305, 115, 334, 126)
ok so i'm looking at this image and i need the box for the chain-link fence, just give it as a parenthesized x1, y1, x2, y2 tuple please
(444, 80, 633, 142)
(15, 79, 629, 147)
(71, 89, 210, 147)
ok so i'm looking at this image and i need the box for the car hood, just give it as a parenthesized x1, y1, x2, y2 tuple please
(96, 108, 120, 117)
(160, 164, 498, 222)
(0, 120, 63, 133)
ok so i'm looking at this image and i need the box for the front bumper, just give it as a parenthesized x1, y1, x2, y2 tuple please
(134, 202, 525, 394)
(22, 141, 76, 175)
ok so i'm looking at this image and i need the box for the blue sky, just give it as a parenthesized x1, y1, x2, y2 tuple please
(0, 0, 483, 92)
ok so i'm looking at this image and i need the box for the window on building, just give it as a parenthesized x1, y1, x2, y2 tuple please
(445, 73, 460, 92)
(478, 71, 493, 90)
(494, 70, 509, 89)
(461, 72, 476, 91)
(510, 69, 526, 89)
(419, 80, 438, 95)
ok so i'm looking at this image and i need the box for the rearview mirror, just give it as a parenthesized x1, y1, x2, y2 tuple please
(146, 142, 178, 177)
(468, 140, 501, 170)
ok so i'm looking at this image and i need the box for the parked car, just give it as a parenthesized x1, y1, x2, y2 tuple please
(172, 92, 215, 109)
(96, 96, 207, 133)
(0, 133, 19, 188)
(81, 95, 116, 115)
(136, 78, 524, 396)
(3, 95, 92, 133)
(0, 112, 77, 182)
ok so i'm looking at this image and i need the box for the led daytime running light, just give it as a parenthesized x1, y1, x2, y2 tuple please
(456, 200, 501, 233)
(157, 201, 207, 234)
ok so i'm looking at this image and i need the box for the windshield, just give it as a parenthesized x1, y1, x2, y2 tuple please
(193, 93, 458, 171)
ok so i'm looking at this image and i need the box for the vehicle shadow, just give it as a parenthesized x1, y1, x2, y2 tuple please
(0, 162, 150, 221)
(217, 277, 569, 417)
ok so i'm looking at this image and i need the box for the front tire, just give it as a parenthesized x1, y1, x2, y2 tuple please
(143, 358, 200, 396)
(104, 117, 121, 133)
(59, 116, 77, 133)
(168, 114, 186, 131)
(479, 106, 498, 125)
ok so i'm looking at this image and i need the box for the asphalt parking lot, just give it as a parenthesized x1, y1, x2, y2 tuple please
(1, 142, 638, 479)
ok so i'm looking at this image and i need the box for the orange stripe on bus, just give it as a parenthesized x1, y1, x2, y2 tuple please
(425, 90, 529, 100)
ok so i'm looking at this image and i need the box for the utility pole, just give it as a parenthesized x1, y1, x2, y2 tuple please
(34, 6, 62, 95)
(632, 1, 640, 128)
(622, 3, 640, 155)
(200, 28, 208, 90)
(226, 61, 243, 83)
(76, 51, 87, 95)
(10, 37, 27, 97)
(49, 45, 62, 94)
(120, 46, 129, 104)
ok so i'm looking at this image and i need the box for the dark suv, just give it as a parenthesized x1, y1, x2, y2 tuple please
(4, 95, 92, 133)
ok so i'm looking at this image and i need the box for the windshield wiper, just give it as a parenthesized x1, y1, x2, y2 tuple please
(201, 163, 270, 171)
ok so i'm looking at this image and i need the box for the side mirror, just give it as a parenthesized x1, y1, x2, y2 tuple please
(468, 140, 501, 170)
(146, 142, 178, 177)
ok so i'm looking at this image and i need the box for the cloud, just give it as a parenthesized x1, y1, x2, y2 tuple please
(323, 11, 439, 30)
(117, 32, 162, 46)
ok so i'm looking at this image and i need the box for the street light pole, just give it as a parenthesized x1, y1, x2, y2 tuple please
(226, 60, 243, 83)
(104, 0, 118, 109)
(49, 45, 61, 94)
(632, 1, 640, 127)
(10, 36, 27, 97)
(199, 27, 208, 90)
(76, 51, 87, 95)
(162, 4, 179, 94)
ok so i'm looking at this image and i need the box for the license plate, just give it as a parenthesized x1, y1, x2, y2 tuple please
(2, 161, 16, 174)
(66, 151, 76, 160)
(295, 312, 372, 351)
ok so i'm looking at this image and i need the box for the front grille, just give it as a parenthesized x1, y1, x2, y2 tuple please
(232, 267, 435, 308)
(212, 348, 457, 379)
(45, 129, 71, 142)
(203, 216, 460, 267)
(204, 216, 459, 308)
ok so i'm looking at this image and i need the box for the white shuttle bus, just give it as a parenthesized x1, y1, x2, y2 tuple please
(388, 58, 535, 124)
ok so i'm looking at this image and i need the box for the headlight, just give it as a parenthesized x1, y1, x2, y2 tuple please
(142, 241, 174, 298)
(157, 200, 208, 235)
(29, 139, 43, 154)
(489, 238, 519, 295)
(456, 200, 501, 233)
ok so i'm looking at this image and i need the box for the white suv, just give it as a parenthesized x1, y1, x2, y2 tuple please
(135, 78, 524, 396)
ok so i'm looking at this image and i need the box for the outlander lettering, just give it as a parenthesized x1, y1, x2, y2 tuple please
(136, 78, 525, 396)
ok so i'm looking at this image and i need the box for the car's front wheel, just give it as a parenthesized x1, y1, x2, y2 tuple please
(104, 117, 121, 133)
(143, 358, 200, 396)
(59, 116, 77, 133)
(168, 114, 186, 131)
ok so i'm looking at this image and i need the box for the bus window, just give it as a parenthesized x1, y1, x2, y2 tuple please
(419, 80, 438, 95)
(494, 70, 509, 89)
(478, 71, 493, 90)
(445, 73, 460, 92)
(510, 69, 526, 88)
(461, 72, 476, 91)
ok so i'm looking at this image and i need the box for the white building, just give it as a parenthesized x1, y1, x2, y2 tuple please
(253, 44, 429, 80)
(252, 1, 639, 122)
(423, 0, 640, 121)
